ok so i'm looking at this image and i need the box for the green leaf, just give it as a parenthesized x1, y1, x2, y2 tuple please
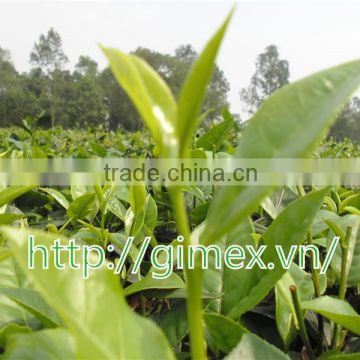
(202, 218, 254, 313)
(125, 184, 148, 236)
(124, 272, 185, 297)
(261, 197, 278, 220)
(312, 210, 341, 236)
(124, 208, 145, 237)
(144, 194, 158, 231)
(324, 219, 346, 241)
(0, 214, 23, 225)
(0, 288, 61, 328)
(100, 46, 178, 156)
(67, 193, 97, 220)
(1, 227, 175, 359)
(109, 232, 139, 264)
(103, 182, 128, 222)
(204, 312, 248, 354)
(39, 188, 69, 210)
(302, 296, 360, 335)
(0, 323, 31, 348)
(106, 197, 127, 221)
(70, 185, 93, 200)
(129, 183, 147, 216)
(340, 194, 360, 214)
(225, 187, 328, 318)
(203, 60, 360, 244)
(177, 9, 234, 154)
(225, 333, 290, 360)
(2, 328, 74, 360)
(0, 258, 34, 329)
(196, 110, 234, 151)
(318, 351, 360, 360)
(90, 142, 107, 157)
(0, 186, 36, 208)
(326, 215, 360, 285)
(156, 302, 188, 348)
(343, 206, 360, 215)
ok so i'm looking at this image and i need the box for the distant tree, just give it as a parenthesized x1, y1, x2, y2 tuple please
(175, 44, 197, 64)
(0, 47, 20, 125)
(240, 45, 290, 115)
(67, 56, 107, 127)
(75, 55, 99, 77)
(30, 28, 69, 128)
(99, 67, 141, 131)
(30, 28, 68, 73)
(0, 48, 11, 63)
(330, 97, 360, 142)
(0, 47, 39, 126)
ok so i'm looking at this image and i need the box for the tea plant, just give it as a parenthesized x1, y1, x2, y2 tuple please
(0, 8, 359, 360)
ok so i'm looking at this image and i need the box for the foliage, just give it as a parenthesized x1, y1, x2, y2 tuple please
(317, 138, 360, 158)
(329, 97, 360, 142)
(240, 45, 290, 115)
(0, 10, 359, 360)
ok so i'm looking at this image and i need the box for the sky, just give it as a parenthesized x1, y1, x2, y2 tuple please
(0, 0, 360, 114)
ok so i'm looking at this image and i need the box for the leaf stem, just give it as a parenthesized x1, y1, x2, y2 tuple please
(59, 217, 73, 234)
(290, 285, 316, 360)
(332, 225, 352, 349)
(94, 185, 107, 246)
(307, 231, 324, 353)
(339, 226, 352, 300)
(169, 186, 206, 360)
(298, 186, 324, 353)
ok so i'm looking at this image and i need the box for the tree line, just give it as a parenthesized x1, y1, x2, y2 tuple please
(0, 28, 358, 141)
(0, 29, 229, 131)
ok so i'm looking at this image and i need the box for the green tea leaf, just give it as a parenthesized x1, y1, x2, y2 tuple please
(302, 296, 360, 335)
(70, 185, 94, 200)
(203, 60, 360, 244)
(225, 187, 328, 318)
(107, 197, 127, 221)
(129, 183, 147, 216)
(196, 111, 234, 151)
(202, 218, 254, 313)
(340, 194, 360, 214)
(0, 323, 31, 348)
(100, 46, 178, 156)
(124, 272, 185, 297)
(0, 214, 23, 225)
(144, 194, 158, 231)
(225, 333, 290, 360)
(2, 329, 74, 360)
(0, 258, 33, 329)
(0, 186, 36, 208)
(1, 227, 175, 359)
(39, 188, 69, 210)
(157, 302, 188, 348)
(326, 215, 360, 285)
(204, 312, 248, 354)
(261, 197, 278, 220)
(0, 288, 61, 328)
(67, 193, 97, 220)
(177, 9, 234, 154)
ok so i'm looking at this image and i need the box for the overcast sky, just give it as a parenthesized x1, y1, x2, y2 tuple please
(1, 0, 360, 114)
